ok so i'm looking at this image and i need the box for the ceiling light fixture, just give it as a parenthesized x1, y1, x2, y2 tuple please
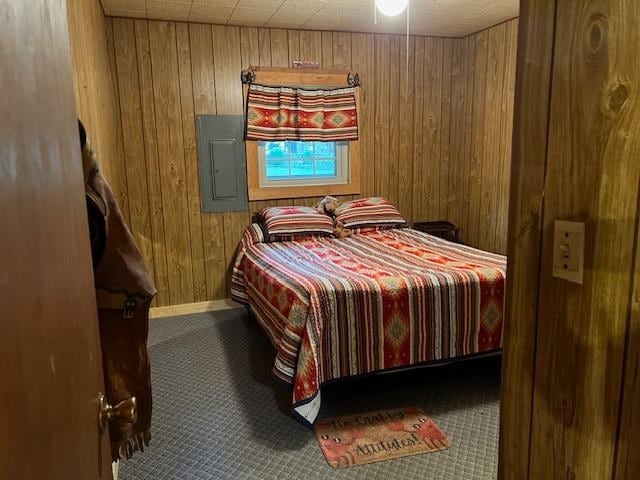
(375, 0, 409, 17)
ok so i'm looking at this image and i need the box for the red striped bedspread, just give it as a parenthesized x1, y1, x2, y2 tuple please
(231, 225, 506, 425)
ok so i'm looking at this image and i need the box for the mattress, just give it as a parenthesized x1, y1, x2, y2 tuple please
(231, 224, 506, 425)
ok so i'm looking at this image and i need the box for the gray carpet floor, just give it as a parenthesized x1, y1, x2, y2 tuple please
(119, 309, 500, 480)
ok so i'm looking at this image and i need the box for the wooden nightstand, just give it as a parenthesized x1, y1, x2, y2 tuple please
(412, 221, 460, 242)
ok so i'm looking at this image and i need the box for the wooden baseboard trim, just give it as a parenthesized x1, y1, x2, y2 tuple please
(149, 299, 243, 319)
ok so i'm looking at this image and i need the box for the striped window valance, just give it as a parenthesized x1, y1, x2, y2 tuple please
(245, 84, 358, 142)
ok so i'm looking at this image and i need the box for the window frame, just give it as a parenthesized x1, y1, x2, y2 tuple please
(244, 67, 361, 201)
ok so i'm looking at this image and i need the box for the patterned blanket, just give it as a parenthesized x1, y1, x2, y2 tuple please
(231, 225, 506, 425)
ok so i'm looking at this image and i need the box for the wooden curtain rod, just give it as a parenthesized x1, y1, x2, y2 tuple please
(241, 68, 360, 87)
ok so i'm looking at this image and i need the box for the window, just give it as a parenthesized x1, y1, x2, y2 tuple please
(258, 141, 349, 187)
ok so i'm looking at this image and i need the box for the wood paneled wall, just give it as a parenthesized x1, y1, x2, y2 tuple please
(67, 0, 128, 221)
(447, 20, 518, 253)
(70, 15, 517, 307)
(501, 0, 640, 478)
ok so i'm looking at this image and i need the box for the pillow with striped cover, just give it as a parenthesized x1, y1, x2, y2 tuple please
(334, 197, 407, 230)
(259, 206, 335, 240)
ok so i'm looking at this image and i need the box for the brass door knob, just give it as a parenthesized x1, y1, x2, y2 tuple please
(98, 393, 137, 432)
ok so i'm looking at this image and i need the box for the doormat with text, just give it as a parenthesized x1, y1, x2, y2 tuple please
(314, 407, 450, 468)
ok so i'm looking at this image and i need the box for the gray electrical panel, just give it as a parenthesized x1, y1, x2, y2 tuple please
(196, 115, 248, 212)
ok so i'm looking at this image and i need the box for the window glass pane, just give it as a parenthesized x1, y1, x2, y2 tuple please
(265, 157, 290, 178)
(264, 140, 340, 180)
(315, 159, 337, 176)
(314, 141, 335, 156)
(290, 158, 314, 177)
(289, 142, 313, 157)
(265, 141, 286, 159)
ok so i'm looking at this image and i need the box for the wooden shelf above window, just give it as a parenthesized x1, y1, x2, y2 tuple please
(243, 66, 358, 88)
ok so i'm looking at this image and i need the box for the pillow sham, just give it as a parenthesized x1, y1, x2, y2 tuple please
(334, 197, 407, 229)
(258, 206, 335, 239)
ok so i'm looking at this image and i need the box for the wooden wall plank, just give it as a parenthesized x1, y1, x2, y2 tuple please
(448, 38, 468, 231)
(240, 26, 259, 68)
(460, 36, 475, 244)
(422, 38, 443, 221)
(212, 25, 251, 288)
(212, 26, 243, 115)
(387, 35, 400, 206)
(245, 27, 267, 217)
(479, 23, 506, 252)
(467, 30, 488, 248)
(189, 22, 227, 301)
(438, 38, 453, 220)
(495, 19, 518, 254)
(147, 20, 194, 305)
(300, 30, 322, 64)
(133, 19, 170, 306)
(189, 24, 217, 111)
(411, 36, 426, 221)
(332, 32, 351, 69)
(397, 35, 415, 222)
(269, 29, 291, 206)
(112, 18, 156, 291)
(68, 1, 92, 144)
(321, 31, 333, 68)
(287, 29, 300, 63)
(295, 31, 324, 183)
(257, 28, 272, 66)
(373, 34, 390, 200)
(270, 29, 289, 67)
(351, 33, 375, 198)
(176, 22, 207, 302)
(104, 18, 132, 226)
(331, 31, 353, 203)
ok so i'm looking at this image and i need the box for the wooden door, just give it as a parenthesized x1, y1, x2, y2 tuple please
(0, 0, 112, 479)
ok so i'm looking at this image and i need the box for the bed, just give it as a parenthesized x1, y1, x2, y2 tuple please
(231, 223, 506, 425)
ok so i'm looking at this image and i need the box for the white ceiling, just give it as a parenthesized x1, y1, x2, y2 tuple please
(101, 0, 519, 37)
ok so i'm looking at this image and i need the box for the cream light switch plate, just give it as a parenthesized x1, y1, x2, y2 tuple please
(552, 220, 585, 284)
